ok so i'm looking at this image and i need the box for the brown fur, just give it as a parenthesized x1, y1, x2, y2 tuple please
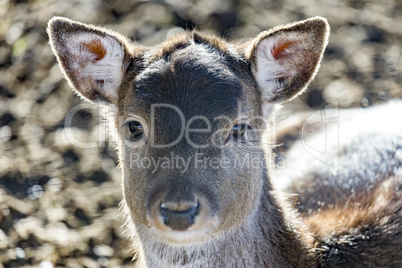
(305, 176, 401, 236)
(273, 102, 402, 266)
(309, 175, 402, 267)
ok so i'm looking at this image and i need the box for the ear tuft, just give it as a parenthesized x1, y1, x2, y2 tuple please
(271, 40, 295, 60)
(83, 39, 107, 61)
(248, 17, 329, 106)
(47, 17, 126, 104)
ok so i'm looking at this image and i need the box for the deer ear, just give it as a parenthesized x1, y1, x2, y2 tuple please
(248, 17, 329, 107)
(47, 17, 127, 104)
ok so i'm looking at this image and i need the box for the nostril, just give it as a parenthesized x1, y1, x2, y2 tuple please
(160, 203, 200, 231)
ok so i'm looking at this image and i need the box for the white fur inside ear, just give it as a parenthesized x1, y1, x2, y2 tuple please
(252, 33, 305, 103)
(65, 33, 124, 101)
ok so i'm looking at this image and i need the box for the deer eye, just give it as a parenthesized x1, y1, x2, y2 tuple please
(128, 121, 143, 140)
(231, 124, 250, 140)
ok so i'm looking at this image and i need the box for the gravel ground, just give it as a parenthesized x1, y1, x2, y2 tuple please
(0, 0, 401, 267)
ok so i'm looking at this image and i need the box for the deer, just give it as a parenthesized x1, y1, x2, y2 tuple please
(47, 16, 402, 267)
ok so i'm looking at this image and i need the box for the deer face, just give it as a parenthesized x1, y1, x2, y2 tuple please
(119, 42, 265, 243)
(48, 17, 328, 244)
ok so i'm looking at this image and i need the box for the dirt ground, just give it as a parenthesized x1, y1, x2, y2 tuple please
(0, 0, 401, 267)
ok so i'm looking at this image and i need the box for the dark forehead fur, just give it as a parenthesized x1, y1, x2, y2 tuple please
(126, 31, 257, 121)
(150, 31, 237, 63)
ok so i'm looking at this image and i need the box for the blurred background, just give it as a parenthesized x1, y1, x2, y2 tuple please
(0, 0, 401, 267)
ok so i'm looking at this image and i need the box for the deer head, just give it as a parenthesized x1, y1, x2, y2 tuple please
(48, 16, 329, 265)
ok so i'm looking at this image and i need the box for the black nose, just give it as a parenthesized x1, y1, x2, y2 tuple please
(160, 203, 199, 231)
